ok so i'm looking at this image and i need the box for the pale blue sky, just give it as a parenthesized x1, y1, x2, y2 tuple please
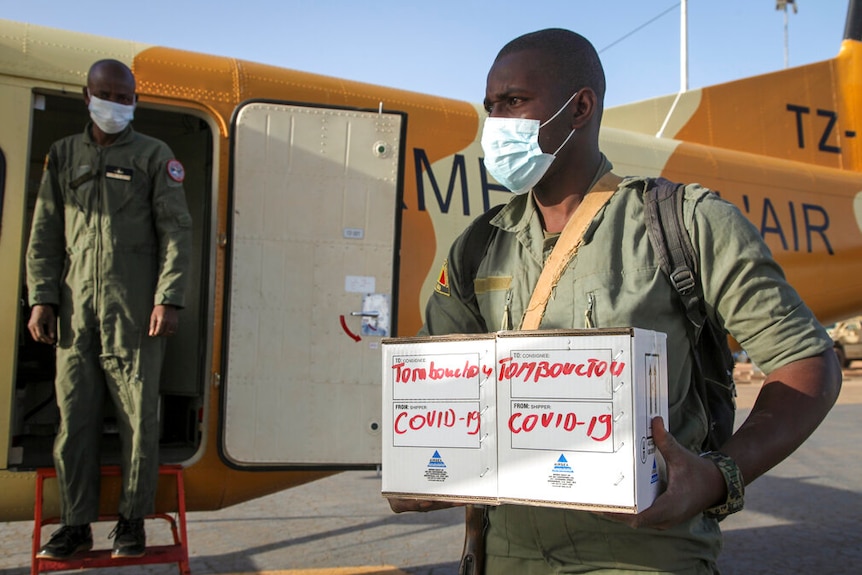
(0, 1, 850, 108)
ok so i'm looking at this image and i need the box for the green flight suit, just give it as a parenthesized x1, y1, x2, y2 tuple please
(26, 123, 192, 525)
(421, 158, 832, 574)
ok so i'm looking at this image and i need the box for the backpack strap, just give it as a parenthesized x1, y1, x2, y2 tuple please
(521, 175, 620, 330)
(644, 178, 736, 451)
(456, 204, 505, 332)
(644, 178, 705, 339)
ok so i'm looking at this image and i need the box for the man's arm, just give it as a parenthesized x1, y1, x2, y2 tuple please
(151, 153, 192, 310)
(724, 350, 841, 483)
(612, 190, 842, 529)
(26, 148, 66, 345)
(620, 349, 841, 529)
(418, 214, 494, 337)
(26, 149, 66, 310)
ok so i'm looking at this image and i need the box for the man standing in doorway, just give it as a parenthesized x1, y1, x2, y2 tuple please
(26, 59, 192, 560)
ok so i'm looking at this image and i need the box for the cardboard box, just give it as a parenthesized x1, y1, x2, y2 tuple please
(381, 334, 498, 504)
(494, 329, 668, 512)
(381, 328, 668, 513)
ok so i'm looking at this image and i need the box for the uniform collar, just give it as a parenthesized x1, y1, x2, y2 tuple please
(492, 153, 616, 235)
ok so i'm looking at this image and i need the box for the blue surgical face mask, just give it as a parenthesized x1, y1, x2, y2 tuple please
(481, 91, 578, 194)
(87, 90, 135, 134)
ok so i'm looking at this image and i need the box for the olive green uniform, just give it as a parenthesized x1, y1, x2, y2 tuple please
(421, 159, 831, 573)
(26, 124, 192, 525)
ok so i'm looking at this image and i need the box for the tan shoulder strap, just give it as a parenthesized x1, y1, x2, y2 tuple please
(521, 173, 622, 330)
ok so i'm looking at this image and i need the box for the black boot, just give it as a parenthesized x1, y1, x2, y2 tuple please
(37, 524, 93, 559)
(110, 515, 146, 558)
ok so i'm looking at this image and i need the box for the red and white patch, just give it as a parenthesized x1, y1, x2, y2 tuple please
(434, 260, 450, 297)
(166, 159, 185, 182)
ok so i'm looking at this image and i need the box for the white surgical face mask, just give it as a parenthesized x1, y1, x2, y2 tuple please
(481, 91, 578, 194)
(87, 91, 135, 134)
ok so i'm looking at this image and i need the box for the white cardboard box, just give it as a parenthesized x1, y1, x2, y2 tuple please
(381, 334, 498, 504)
(381, 328, 668, 513)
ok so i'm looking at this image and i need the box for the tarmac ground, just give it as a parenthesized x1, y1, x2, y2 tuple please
(1, 364, 860, 575)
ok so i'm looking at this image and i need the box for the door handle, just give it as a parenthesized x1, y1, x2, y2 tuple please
(350, 311, 380, 317)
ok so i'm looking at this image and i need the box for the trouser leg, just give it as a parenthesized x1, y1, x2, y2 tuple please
(54, 330, 105, 526)
(101, 335, 165, 519)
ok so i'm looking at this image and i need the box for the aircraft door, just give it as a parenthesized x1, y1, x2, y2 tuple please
(222, 102, 404, 468)
(0, 84, 37, 471)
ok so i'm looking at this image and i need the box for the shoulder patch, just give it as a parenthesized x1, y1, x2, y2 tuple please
(166, 159, 185, 183)
(434, 259, 450, 297)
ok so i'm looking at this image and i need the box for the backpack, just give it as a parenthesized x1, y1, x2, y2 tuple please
(644, 178, 736, 452)
(458, 178, 736, 451)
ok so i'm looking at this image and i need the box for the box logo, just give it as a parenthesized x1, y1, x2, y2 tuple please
(424, 450, 449, 483)
(547, 454, 575, 488)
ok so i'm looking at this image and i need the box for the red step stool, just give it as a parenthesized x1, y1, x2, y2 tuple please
(32, 465, 190, 575)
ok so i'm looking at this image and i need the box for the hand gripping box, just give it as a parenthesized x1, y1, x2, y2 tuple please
(495, 328, 668, 513)
(381, 334, 498, 504)
(381, 328, 668, 513)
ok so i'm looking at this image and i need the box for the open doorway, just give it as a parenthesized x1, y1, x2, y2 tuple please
(11, 91, 213, 469)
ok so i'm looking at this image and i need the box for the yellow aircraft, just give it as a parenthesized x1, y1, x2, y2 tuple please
(2, 1, 862, 523)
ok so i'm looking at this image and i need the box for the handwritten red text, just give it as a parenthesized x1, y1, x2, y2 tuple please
(394, 409, 481, 435)
(508, 412, 612, 442)
(498, 357, 624, 383)
(391, 361, 492, 383)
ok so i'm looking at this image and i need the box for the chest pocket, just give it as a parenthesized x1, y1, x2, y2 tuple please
(62, 165, 97, 213)
(475, 275, 513, 331)
(103, 159, 149, 216)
